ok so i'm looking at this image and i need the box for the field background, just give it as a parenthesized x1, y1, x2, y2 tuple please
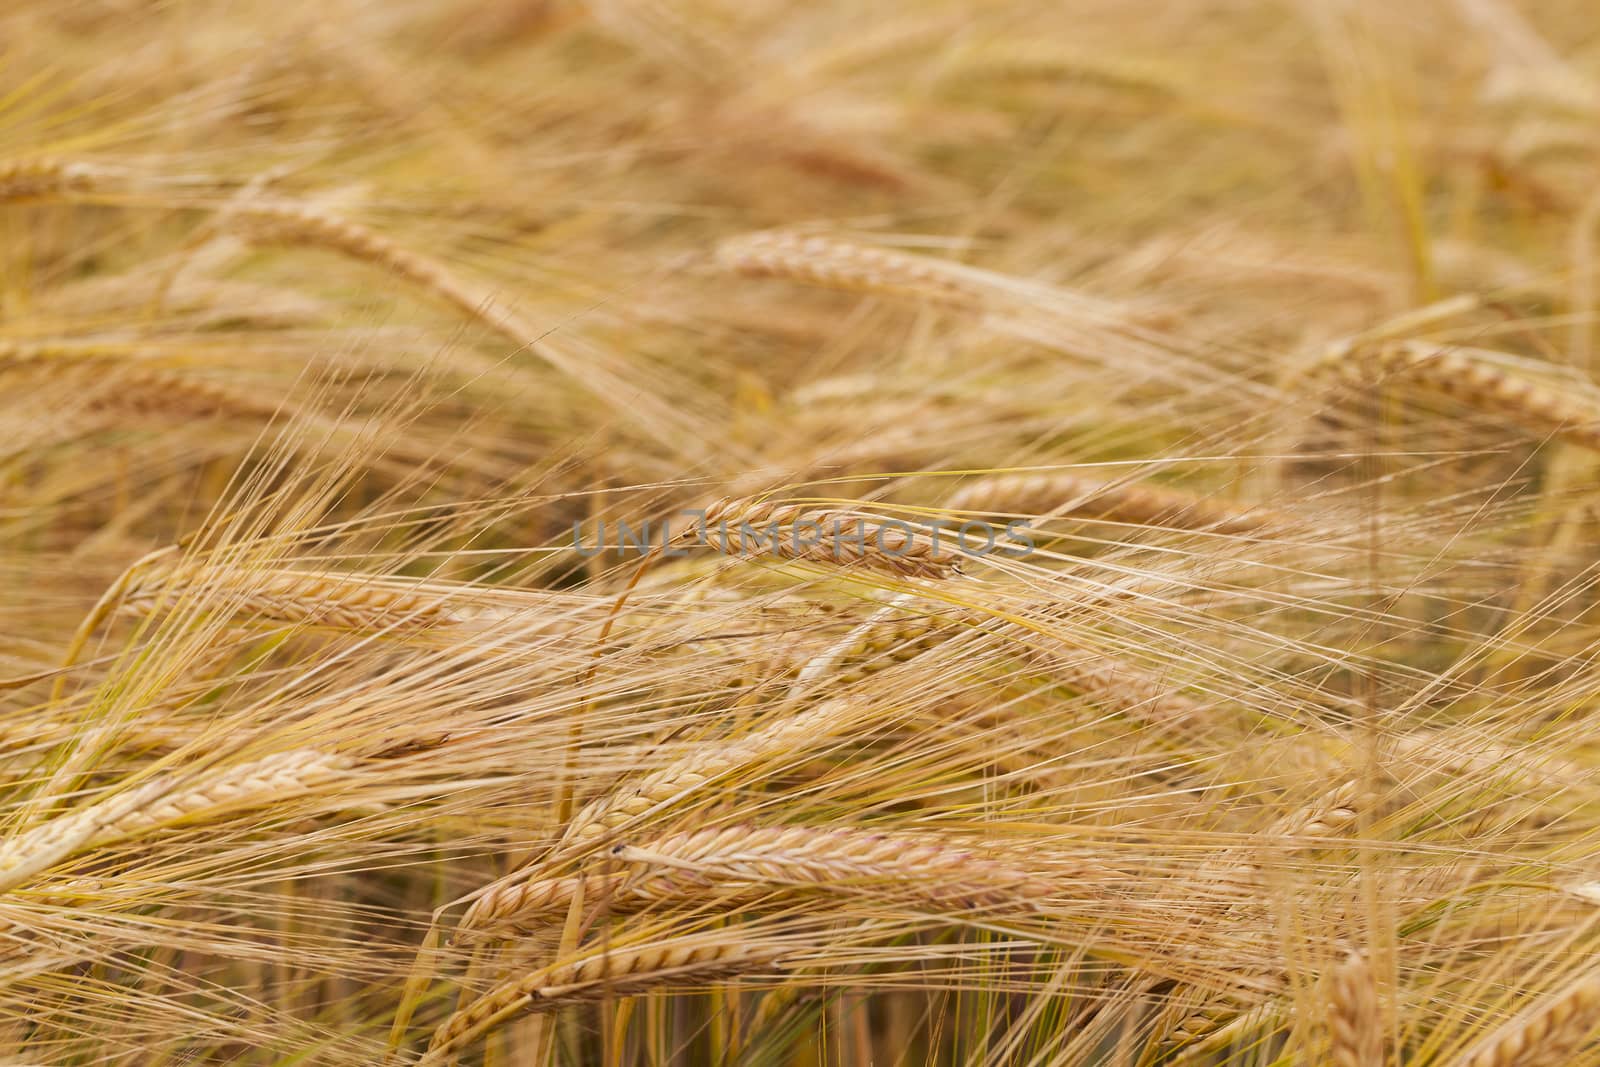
(6, 1, 1600, 1064)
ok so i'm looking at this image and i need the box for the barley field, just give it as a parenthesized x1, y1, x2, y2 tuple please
(6, 1, 1600, 1064)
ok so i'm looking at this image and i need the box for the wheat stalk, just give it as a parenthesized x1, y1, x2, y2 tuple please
(419, 934, 790, 1063)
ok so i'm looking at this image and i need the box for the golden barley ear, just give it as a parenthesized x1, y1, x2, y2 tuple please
(1447, 969, 1600, 1067)
(459, 823, 1060, 937)
(1328, 948, 1383, 1067)
(714, 231, 986, 309)
(0, 157, 106, 202)
(0, 749, 351, 895)
(694, 496, 965, 578)
(946, 470, 1286, 535)
(1311, 339, 1600, 454)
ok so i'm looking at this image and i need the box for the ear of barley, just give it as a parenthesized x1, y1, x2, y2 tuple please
(606, 821, 1062, 906)
(232, 203, 585, 386)
(420, 936, 790, 1063)
(1162, 1000, 1284, 1063)
(0, 750, 350, 895)
(557, 697, 863, 847)
(0, 779, 172, 895)
(790, 592, 946, 691)
(456, 872, 628, 936)
(952, 41, 1178, 96)
(231, 203, 596, 390)
(1038, 644, 1209, 743)
(589, 0, 739, 75)
(229, 202, 702, 453)
(1314, 341, 1600, 453)
(1196, 777, 1371, 887)
(15, 363, 275, 419)
(122, 565, 453, 631)
(459, 824, 1057, 936)
(1329, 949, 1383, 1067)
(1448, 970, 1600, 1067)
(946, 470, 1284, 535)
(0, 340, 144, 371)
(1275, 777, 1365, 841)
(96, 749, 354, 844)
(118, 564, 542, 634)
(463, 697, 877, 928)
(714, 231, 984, 308)
(235, 204, 482, 324)
(693, 496, 962, 578)
(0, 157, 103, 203)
